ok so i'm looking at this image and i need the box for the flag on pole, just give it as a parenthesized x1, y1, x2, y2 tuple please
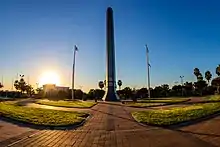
(146, 45, 151, 67)
(74, 45, 78, 51)
(146, 45, 149, 53)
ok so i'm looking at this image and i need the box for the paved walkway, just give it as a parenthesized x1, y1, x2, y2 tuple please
(0, 120, 35, 143)
(1, 103, 220, 147)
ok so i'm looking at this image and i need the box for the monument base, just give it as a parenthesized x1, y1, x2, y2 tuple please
(102, 89, 120, 101)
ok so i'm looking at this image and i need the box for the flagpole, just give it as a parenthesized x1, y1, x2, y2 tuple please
(11, 78, 13, 90)
(72, 45, 78, 100)
(146, 45, 151, 99)
(28, 75, 30, 85)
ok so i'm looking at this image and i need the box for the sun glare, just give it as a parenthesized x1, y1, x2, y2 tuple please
(39, 71, 60, 86)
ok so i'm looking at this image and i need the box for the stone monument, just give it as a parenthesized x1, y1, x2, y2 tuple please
(102, 7, 120, 101)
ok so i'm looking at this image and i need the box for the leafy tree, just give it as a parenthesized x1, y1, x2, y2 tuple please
(36, 87, 43, 94)
(171, 85, 182, 96)
(117, 80, 122, 90)
(216, 64, 220, 76)
(136, 88, 148, 99)
(74, 89, 83, 99)
(98, 81, 104, 90)
(203, 86, 216, 95)
(25, 84, 35, 96)
(184, 82, 193, 96)
(194, 68, 201, 79)
(121, 87, 132, 99)
(152, 86, 163, 97)
(131, 88, 137, 102)
(211, 77, 220, 94)
(161, 84, 170, 97)
(205, 70, 212, 85)
(0, 82, 3, 89)
(87, 89, 105, 101)
(87, 89, 95, 99)
(94, 89, 105, 100)
(194, 80, 207, 96)
(14, 77, 27, 94)
(35, 87, 43, 98)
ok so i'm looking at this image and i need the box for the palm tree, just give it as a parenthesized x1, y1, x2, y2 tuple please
(98, 81, 104, 90)
(194, 68, 200, 79)
(0, 82, 3, 89)
(205, 70, 212, 85)
(216, 64, 220, 76)
(197, 73, 203, 81)
(117, 80, 122, 90)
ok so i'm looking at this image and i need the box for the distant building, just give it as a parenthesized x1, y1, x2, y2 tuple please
(43, 84, 56, 93)
(56, 86, 69, 92)
(43, 84, 69, 97)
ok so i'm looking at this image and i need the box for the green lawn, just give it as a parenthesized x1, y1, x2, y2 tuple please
(204, 95, 220, 101)
(125, 98, 188, 108)
(125, 102, 165, 108)
(36, 99, 96, 108)
(0, 102, 89, 127)
(139, 98, 189, 103)
(132, 101, 220, 126)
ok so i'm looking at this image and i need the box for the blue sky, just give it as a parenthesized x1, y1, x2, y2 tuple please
(0, 0, 220, 91)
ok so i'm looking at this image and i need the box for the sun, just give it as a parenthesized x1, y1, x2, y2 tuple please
(39, 71, 60, 86)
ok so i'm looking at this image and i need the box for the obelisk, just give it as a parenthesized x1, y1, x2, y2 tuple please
(102, 7, 120, 101)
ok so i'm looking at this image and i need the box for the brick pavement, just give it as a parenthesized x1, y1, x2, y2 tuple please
(1, 103, 220, 147)
(0, 120, 36, 143)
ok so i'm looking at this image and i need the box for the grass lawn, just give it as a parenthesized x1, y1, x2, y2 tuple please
(125, 98, 189, 108)
(132, 101, 220, 126)
(139, 98, 189, 103)
(0, 102, 89, 127)
(125, 102, 165, 108)
(204, 95, 220, 101)
(36, 99, 96, 108)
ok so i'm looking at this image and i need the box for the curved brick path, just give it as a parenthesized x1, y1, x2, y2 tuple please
(1, 103, 219, 147)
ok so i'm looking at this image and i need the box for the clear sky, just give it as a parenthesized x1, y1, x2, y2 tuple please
(0, 0, 220, 92)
